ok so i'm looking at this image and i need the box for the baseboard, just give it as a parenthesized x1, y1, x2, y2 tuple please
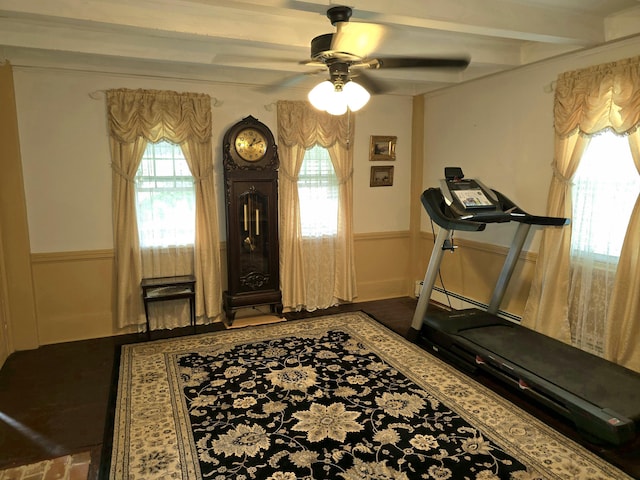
(418, 283, 522, 323)
(356, 277, 409, 302)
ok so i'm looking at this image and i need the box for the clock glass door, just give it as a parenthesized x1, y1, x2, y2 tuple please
(234, 183, 273, 293)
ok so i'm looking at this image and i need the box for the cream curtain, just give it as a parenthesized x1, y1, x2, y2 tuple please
(109, 135, 148, 328)
(180, 136, 222, 323)
(107, 88, 221, 329)
(522, 134, 588, 343)
(605, 130, 640, 371)
(523, 56, 640, 371)
(276, 100, 357, 310)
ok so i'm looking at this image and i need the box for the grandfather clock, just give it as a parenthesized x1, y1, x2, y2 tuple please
(222, 115, 283, 323)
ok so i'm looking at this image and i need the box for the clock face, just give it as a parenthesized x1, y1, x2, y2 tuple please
(235, 128, 268, 162)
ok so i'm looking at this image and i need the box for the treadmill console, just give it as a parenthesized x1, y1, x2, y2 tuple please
(441, 178, 498, 212)
(439, 168, 505, 221)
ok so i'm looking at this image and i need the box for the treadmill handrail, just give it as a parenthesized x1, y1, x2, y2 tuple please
(491, 190, 569, 226)
(421, 187, 569, 230)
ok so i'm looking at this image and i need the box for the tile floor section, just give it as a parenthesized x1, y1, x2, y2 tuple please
(0, 453, 90, 480)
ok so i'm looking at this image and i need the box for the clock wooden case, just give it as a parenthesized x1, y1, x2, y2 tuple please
(222, 115, 282, 323)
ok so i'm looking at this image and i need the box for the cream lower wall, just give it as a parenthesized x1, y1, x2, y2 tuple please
(416, 232, 537, 318)
(31, 250, 117, 344)
(31, 232, 415, 344)
(30, 231, 534, 345)
(353, 232, 412, 301)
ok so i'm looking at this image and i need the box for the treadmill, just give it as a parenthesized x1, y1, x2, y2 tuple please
(412, 167, 640, 446)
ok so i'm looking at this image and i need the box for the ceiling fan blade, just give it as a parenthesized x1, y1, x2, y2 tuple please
(299, 59, 325, 67)
(331, 21, 386, 59)
(258, 69, 325, 93)
(366, 57, 470, 70)
(350, 70, 390, 95)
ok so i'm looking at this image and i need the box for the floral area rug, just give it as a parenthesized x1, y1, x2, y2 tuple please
(108, 312, 630, 479)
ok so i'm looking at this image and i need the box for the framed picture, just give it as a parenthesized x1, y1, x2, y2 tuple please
(370, 166, 394, 187)
(370, 135, 397, 161)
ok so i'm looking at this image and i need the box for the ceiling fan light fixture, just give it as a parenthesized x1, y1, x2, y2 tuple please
(308, 79, 370, 115)
(308, 80, 334, 110)
(325, 91, 348, 115)
(343, 80, 370, 111)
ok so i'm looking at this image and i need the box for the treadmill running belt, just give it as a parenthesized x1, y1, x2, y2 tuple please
(460, 324, 640, 421)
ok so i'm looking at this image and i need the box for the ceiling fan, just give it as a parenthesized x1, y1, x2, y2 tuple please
(267, 6, 470, 114)
(309, 6, 469, 90)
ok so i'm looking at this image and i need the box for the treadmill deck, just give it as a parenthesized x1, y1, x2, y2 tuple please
(422, 309, 640, 444)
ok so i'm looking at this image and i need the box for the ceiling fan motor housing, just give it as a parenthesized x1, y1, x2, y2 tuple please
(326, 6, 352, 25)
(310, 33, 334, 60)
(311, 33, 363, 63)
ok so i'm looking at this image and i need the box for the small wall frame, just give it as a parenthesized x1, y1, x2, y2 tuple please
(370, 135, 397, 161)
(370, 165, 394, 187)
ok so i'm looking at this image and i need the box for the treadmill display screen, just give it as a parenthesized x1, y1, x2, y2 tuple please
(453, 188, 493, 209)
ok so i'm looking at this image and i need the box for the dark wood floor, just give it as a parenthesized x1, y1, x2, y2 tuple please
(0, 297, 638, 478)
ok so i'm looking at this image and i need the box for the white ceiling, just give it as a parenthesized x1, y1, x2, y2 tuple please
(1, 0, 640, 96)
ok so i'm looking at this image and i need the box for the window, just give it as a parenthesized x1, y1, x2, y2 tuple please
(298, 145, 338, 237)
(571, 132, 640, 260)
(568, 131, 639, 354)
(135, 141, 195, 248)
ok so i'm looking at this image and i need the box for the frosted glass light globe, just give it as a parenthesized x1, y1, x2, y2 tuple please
(325, 90, 348, 115)
(343, 81, 370, 111)
(308, 81, 334, 111)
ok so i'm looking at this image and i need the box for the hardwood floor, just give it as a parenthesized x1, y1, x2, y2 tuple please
(0, 297, 638, 478)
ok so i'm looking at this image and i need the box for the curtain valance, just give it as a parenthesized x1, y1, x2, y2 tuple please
(554, 55, 640, 137)
(277, 100, 354, 148)
(106, 89, 212, 144)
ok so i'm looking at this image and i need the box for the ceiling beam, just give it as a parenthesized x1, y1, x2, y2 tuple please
(0, 0, 608, 50)
(292, 0, 606, 44)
